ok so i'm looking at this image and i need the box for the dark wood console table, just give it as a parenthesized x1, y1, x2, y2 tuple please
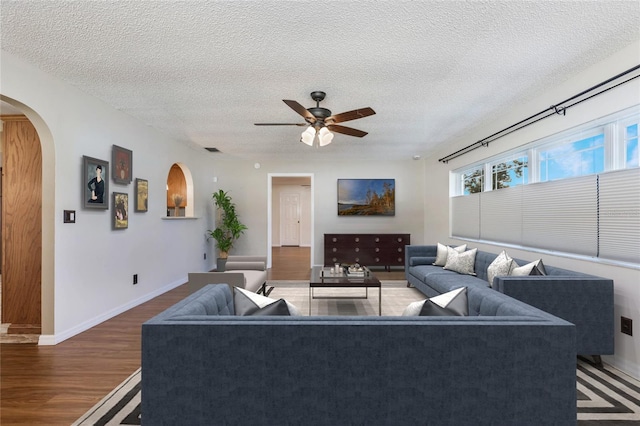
(323, 233, 410, 270)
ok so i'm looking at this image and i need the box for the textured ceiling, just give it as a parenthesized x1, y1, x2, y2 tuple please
(1, 1, 639, 162)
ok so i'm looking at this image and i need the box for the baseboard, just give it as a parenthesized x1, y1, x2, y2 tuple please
(604, 355, 640, 381)
(38, 277, 187, 345)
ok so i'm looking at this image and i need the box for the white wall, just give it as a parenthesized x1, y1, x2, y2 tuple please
(207, 159, 426, 266)
(1, 51, 218, 343)
(424, 40, 640, 378)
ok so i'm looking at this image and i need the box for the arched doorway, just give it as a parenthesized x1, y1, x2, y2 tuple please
(1, 96, 55, 341)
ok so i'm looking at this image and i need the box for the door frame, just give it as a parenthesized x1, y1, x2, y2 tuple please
(267, 173, 314, 269)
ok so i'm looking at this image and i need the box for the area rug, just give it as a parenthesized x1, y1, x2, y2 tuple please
(74, 280, 640, 425)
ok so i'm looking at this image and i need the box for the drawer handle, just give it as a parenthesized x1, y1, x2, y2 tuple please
(397, 237, 403, 242)
(397, 248, 402, 252)
(332, 248, 337, 252)
(375, 247, 380, 252)
(375, 258, 380, 262)
(355, 248, 360, 252)
(355, 237, 359, 242)
(355, 258, 360, 262)
(375, 237, 380, 242)
(332, 238, 337, 242)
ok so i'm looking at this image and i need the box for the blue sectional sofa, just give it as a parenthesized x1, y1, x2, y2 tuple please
(142, 284, 576, 426)
(405, 244, 614, 362)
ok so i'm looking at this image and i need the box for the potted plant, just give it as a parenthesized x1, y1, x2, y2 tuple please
(207, 190, 248, 271)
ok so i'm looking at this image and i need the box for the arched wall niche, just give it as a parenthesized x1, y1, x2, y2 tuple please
(166, 162, 194, 217)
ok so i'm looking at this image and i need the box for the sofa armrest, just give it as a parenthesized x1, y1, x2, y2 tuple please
(494, 276, 614, 355)
(404, 245, 437, 271)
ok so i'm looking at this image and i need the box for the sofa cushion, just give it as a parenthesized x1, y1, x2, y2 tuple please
(443, 247, 477, 275)
(487, 250, 515, 287)
(234, 287, 300, 316)
(433, 243, 467, 266)
(511, 259, 547, 276)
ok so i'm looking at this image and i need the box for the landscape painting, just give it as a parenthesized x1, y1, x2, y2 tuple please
(337, 179, 395, 216)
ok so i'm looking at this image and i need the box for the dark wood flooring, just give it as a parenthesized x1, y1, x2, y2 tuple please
(0, 247, 406, 425)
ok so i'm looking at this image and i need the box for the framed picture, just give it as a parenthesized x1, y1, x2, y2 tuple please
(112, 145, 133, 184)
(135, 178, 149, 212)
(337, 178, 395, 216)
(83, 156, 109, 209)
(113, 192, 129, 229)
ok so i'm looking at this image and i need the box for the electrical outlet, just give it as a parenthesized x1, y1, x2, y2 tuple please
(621, 317, 633, 336)
(204, 253, 207, 260)
(133, 274, 138, 285)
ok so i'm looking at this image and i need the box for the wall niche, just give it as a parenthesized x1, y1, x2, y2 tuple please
(166, 162, 194, 218)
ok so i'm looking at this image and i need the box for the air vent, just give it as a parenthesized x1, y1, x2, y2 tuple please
(205, 147, 220, 153)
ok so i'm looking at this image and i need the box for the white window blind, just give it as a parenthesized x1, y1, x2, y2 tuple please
(522, 176, 598, 256)
(598, 168, 640, 263)
(480, 186, 523, 244)
(451, 194, 480, 239)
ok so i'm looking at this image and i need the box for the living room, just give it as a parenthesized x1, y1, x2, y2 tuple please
(1, 1, 639, 424)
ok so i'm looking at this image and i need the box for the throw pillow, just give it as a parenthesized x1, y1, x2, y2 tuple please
(486, 250, 515, 287)
(433, 243, 467, 266)
(420, 287, 468, 316)
(443, 247, 477, 275)
(402, 299, 426, 316)
(233, 287, 300, 316)
(510, 259, 547, 276)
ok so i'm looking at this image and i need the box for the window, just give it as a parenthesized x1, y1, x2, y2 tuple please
(539, 132, 604, 182)
(462, 166, 484, 195)
(450, 106, 640, 264)
(625, 123, 638, 168)
(491, 155, 528, 190)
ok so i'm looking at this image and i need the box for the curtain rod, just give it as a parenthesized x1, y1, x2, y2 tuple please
(438, 64, 640, 164)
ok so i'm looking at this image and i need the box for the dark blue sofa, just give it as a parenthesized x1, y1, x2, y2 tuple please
(142, 284, 576, 426)
(405, 244, 614, 361)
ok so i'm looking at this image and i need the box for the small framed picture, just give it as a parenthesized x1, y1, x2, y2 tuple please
(112, 145, 133, 184)
(83, 156, 109, 210)
(113, 192, 129, 229)
(135, 178, 148, 212)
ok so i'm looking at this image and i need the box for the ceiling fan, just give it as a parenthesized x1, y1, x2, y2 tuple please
(254, 91, 375, 146)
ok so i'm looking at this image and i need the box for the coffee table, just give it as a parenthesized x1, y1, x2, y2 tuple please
(309, 266, 382, 316)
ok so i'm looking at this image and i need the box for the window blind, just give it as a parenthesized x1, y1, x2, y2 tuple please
(521, 176, 598, 256)
(451, 194, 480, 239)
(480, 185, 523, 244)
(598, 168, 640, 263)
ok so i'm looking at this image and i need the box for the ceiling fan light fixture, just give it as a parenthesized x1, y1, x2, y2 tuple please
(318, 127, 334, 146)
(300, 126, 316, 146)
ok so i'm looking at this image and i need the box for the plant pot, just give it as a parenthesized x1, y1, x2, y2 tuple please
(217, 258, 227, 272)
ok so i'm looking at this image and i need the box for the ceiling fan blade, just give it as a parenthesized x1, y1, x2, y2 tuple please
(327, 107, 375, 124)
(327, 124, 368, 138)
(283, 99, 315, 121)
(254, 123, 307, 126)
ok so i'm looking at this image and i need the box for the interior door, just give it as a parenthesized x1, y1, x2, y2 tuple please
(280, 192, 300, 246)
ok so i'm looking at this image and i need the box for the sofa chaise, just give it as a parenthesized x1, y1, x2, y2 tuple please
(405, 244, 614, 364)
(142, 283, 576, 425)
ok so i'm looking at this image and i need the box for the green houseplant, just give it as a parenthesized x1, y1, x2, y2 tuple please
(208, 190, 247, 270)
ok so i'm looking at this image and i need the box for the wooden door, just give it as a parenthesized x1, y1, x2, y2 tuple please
(1, 116, 42, 334)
